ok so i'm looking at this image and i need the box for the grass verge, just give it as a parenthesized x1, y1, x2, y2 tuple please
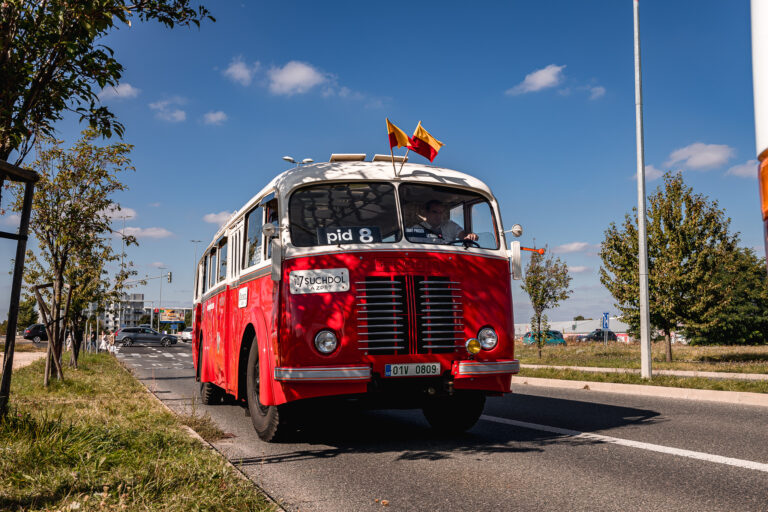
(515, 341, 768, 374)
(518, 367, 768, 393)
(0, 352, 275, 511)
(0, 340, 47, 353)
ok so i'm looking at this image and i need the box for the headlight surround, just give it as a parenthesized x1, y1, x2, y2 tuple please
(478, 327, 498, 350)
(314, 330, 338, 354)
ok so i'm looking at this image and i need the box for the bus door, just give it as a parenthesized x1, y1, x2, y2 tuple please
(213, 236, 228, 387)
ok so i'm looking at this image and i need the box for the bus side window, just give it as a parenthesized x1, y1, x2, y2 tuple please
(218, 238, 227, 282)
(208, 249, 217, 290)
(265, 198, 278, 260)
(245, 206, 264, 268)
(201, 255, 208, 294)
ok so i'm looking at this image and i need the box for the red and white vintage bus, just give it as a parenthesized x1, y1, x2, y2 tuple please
(193, 155, 523, 441)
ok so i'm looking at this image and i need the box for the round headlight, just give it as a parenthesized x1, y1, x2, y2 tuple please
(314, 330, 338, 354)
(478, 327, 498, 350)
(465, 338, 481, 355)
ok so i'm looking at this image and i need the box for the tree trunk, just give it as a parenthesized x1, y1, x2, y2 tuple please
(664, 330, 673, 363)
(537, 316, 542, 359)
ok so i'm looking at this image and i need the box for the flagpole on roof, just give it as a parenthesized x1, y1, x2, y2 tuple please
(397, 148, 410, 176)
(388, 145, 397, 178)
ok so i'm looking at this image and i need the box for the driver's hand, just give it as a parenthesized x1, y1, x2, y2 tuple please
(464, 233, 479, 241)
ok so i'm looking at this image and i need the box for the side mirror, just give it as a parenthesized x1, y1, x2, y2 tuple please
(506, 224, 523, 238)
(262, 223, 277, 239)
(509, 241, 522, 280)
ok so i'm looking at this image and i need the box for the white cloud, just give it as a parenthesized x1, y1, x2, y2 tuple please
(149, 261, 166, 268)
(589, 86, 606, 100)
(569, 266, 591, 273)
(148, 202, 161, 208)
(103, 205, 137, 220)
(726, 159, 759, 178)
(203, 111, 228, 125)
(0, 213, 20, 227)
(645, 164, 664, 181)
(122, 227, 173, 239)
(553, 242, 591, 254)
(506, 64, 566, 95)
(203, 211, 234, 226)
(665, 142, 734, 170)
(268, 61, 327, 95)
(99, 83, 141, 100)
(224, 57, 260, 86)
(149, 97, 186, 123)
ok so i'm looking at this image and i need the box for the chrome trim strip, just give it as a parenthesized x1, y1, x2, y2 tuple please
(274, 366, 371, 381)
(457, 360, 520, 375)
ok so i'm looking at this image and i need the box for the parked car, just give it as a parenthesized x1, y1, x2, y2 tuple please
(115, 327, 177, 347)
(576, 329, 617, 342)
(522, 330, 567, 346)
(23, 324, 48, 343)
(180, 327, 193, 342)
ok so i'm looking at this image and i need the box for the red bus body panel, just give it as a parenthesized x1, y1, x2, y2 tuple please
(195, 249, 516, 406)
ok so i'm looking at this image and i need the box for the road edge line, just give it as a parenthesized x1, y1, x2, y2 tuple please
(511, 376, 768, 407)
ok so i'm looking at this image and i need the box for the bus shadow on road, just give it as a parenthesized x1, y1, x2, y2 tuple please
(232, 394, 662, 467)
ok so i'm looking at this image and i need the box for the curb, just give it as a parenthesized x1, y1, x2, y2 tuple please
(115, 357, 286, 511)
(520, 364, 768, 381)
(511, 376, 768, 407)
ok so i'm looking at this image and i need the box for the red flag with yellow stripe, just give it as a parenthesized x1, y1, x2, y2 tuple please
(386, 118, 412, 149)
(409, 121, 444, 162)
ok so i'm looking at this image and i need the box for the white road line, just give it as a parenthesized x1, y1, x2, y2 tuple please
(178, 353, 191, 357)
(162, 353, 174, 358)
(481, 415, 768, 474)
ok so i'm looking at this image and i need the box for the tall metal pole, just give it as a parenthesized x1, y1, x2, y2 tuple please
(633, 0, 652, 379)
(158, 267, 167, 331)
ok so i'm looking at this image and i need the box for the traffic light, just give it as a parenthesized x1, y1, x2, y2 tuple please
(167, 271, 172, 283)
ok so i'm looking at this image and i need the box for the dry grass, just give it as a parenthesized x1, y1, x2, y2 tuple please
(0, 340, 48, 353)
(0, 352, 275, 511)
(515, 340, 768, 374)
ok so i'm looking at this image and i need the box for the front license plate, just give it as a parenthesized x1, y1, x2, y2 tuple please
(384, 363, 441, 377)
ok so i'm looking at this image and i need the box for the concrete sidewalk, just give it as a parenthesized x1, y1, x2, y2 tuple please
(0, 351, 47, 370)
(511, 376, 768, 407)
(521, 364, 768, 381)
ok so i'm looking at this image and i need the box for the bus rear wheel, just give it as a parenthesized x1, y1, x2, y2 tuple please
(422, 391, 486, 434)
(198, 342, 223, 405)
(246, 341, 290, 442)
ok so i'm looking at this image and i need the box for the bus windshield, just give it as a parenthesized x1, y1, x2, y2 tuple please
(289, 182, 401, 246)
(400, 183, 499, 249)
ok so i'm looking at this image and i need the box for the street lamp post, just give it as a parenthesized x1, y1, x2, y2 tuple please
(633, 0, 652, 379)
(158, 267, 167, 331)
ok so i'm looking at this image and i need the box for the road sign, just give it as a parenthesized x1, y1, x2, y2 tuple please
(602, 312, 609, 329)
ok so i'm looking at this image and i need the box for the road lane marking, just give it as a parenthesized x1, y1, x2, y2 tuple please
(481, 415, 768, 474)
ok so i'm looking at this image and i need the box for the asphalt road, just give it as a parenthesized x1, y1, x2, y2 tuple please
(117, 344, 768, 512)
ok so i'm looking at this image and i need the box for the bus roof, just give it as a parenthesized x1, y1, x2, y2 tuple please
(210, 160, 497, 241)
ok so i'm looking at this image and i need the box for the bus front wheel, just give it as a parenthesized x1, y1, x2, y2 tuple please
(246, 341, 290, 442)
(422, 391, 486, 434)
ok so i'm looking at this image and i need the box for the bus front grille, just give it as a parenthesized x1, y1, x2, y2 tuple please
(356, 277, 408, 354)
(356, 276, 463, 355)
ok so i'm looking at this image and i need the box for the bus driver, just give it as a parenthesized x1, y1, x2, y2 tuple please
(408, 200, 479, 244)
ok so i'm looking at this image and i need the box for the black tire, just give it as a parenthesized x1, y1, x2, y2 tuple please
(122, 337, 133, 347)
(198, 340, 224, 405)
(161, 337, 171, 347)
(422, 391, 486, 434)
(33, 336, 41, 344)
(200, 381, 224, 405)
(246, 340, 291, 442)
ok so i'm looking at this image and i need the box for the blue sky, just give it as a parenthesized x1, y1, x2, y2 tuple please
(0, 0, 763, 324)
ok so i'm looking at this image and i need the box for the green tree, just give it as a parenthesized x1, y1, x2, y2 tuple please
(600, 172, 738, 361)
(521, 248, 572, 358)
(14, 130, 136, 381)
(184, 309, 193, 327)
(689, 247, 768, 345)
(573, 315, 586, 321)
(138, 314, 151, 326)
(0, 0, 213, 164)
(16, 295, 38, 329)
